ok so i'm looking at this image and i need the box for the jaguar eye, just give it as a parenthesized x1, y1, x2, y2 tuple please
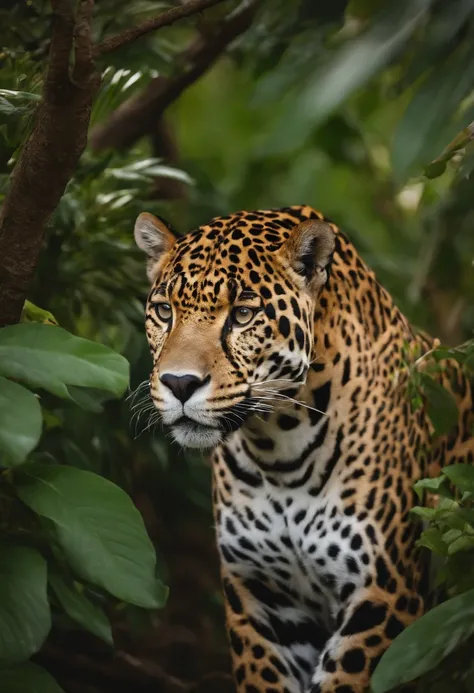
(155, 302, 172, 321)
(232, 306, 255, 326)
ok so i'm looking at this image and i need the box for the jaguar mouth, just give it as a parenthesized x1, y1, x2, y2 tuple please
(167, 400, 257, 449)
(173, 415, 220, 430)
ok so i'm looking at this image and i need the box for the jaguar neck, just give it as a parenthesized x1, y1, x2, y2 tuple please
(232, 280, 415, 473)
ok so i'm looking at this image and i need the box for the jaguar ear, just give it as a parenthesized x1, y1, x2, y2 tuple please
(283, 219, 336, 291)
(134, 212, 177, 282)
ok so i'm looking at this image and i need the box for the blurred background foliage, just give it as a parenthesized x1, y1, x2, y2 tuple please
(0, 0, 473, 690)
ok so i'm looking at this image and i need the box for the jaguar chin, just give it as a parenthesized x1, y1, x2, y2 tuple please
(170, 417, 223, 449)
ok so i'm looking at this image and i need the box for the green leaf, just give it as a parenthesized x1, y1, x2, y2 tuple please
(442, 528, 463, 545)
(433, 339, 474, 366)
(140, 164, 193, 184)
(424, 122, 474, 179)
(443, 465, 474, 495)
(437, 497, 459, 512)
(21, 301, 58, 326)
(410, 506, 436, 520)
(66, 387, 113, 413)
(15, 465, 168, 609)
(442, 509, 469, 531)
(0, 545, 51, 664)
(417, 527, 447, 556)
(0, 89, 37, 116)
(0, 89, 41, 103)
(448, 534, 474, 555)
(423, 159, 448, 180)
(0, 324, 129, 400)
(49, 574, 113, 646)
(413, 475, 452, 501)
(0, 662, 64, 693)
(371, 588, 474, 692)
(0, 377, 42, 466)
(419, 374, 459, 437)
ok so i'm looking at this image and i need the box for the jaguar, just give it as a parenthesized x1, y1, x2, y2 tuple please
(134, 205, 474, 693)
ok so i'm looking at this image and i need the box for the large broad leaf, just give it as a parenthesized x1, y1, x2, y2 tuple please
(371, 588, 474, 692)
(15, 465, 168, 609)
(0, 662, 64, 692)
(0, 377, 42, 466)
(0, 324, 129, 400)
(0, 545, 51, 664)
(49, 574, 113, 646)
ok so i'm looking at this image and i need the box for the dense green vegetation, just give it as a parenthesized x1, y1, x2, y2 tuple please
(0, 0, 473, 691)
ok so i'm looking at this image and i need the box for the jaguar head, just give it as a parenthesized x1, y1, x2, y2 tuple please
(135, 207, 335, 448)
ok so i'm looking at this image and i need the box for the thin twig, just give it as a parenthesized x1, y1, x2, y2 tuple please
(94, 0, 231, 58)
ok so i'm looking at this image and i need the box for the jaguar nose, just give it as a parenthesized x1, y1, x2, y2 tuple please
(160, 373, 209, 403)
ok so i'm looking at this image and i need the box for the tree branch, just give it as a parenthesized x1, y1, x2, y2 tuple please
(73, 0, 95, 81)
(0, 0, 100, 327)
(0, 0, 233, 326)
(90, 0, 259, 152)
(45, 0, 76, 92)
(94, 0, 231, 58)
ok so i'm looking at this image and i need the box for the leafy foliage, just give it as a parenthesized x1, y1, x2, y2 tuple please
(402, 339, 474, 437)
(373, 466, 474, 691)
(413, 466, 474, 590)
(0, 317, 167, 684)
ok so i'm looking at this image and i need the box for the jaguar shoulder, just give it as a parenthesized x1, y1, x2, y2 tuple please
(134, 205, 474, 693)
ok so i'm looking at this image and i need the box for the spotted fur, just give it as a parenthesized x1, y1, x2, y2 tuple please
(135, 205, 474, 693)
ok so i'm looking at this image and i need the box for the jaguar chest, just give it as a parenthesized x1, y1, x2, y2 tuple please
(216, 479, 372, 631)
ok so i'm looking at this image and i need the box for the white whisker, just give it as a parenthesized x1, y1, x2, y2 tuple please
(252, 391, 326, 416)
